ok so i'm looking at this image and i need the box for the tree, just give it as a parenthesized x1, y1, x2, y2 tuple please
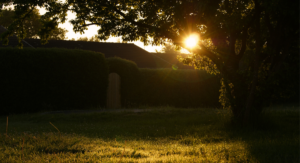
(76, 35, 101, 42)
(49, 27, 68, 40)
(88, 35, 101, 42)
(76, 36, 89, 41)
(0, 8, 68, 41)
(159, 43, 181, 54)
(0, 0, 298, 124)
(0, 8, 41, 38)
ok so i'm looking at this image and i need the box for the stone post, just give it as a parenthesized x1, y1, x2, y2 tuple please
(107, 73, 121, 108)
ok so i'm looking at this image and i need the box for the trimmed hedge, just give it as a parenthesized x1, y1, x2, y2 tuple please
(0, 48, 108, 114)
(106, 57, 221, 108)
(106, 57, 141, 105)
(152, 53, 194, 69)
(133, 69, 221, 108)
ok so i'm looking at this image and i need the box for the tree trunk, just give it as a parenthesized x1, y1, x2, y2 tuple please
(222, 59, 264, 125)
(242, 0, 263, 125)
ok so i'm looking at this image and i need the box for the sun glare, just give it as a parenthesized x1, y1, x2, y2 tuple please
(185, 35, 199, 48)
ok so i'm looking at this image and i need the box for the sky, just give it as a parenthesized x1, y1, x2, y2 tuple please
(38, 7, 164, 53)
(2, 5, 190, 53)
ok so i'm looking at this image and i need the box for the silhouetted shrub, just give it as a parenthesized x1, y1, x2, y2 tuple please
(106, 57, 141, 106)
(106, 57, 221, 108)
(133, 69, 221, 108)
(268, 52, 299, 106)
(0, 48, 108, 114)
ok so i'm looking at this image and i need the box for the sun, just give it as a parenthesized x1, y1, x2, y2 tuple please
(185, 35, 199, 48)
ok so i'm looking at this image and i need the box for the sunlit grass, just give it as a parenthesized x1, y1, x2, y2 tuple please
(0, 106, 298, 162)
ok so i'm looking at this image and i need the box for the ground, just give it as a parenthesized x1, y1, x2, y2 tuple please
(0, 106, 299, 162)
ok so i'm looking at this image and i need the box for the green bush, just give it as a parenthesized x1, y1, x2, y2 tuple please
(0, 48, 108, 114)
(106, 57, 221, 108)
(133, 69, 221, 108)
(106, 57, 141, 106)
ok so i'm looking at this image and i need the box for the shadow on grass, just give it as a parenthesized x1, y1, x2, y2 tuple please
(101, 152, 148, 159)
(1, 107, 299, 162)
(222, 109, 299, 163)
(40, 149, 85, 154)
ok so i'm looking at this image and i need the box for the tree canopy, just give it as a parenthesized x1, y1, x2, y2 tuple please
(75, 35, 101, 42)
(0, 7, 68, 41)
(0, 0, 298, 124)
(0, 8, 41, 38)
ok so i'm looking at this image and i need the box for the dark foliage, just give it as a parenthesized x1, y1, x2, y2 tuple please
(106, 57, 221, 108)
(268, 51, 299, 106)
(0, 48, 108, 114)
(1, 0, 298, 124)
(135, 69, 221, 108)
(106, 57, 141, 106)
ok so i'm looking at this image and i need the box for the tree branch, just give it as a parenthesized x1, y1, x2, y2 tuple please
(236, 10, 256, 60)
(229, 33, 236, 55)
(80, 23, 101, 28)
(244, 0, 262, 124)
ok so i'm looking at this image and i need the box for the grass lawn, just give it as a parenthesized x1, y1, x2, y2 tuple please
(0, 106, 299, 163)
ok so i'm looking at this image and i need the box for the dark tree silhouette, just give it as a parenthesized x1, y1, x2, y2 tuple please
(0, 8, 68, 40)
(1, 0, 298, 125)
(76, 35, 101, 42)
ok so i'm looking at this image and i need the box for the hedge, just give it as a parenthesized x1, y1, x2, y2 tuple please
(106, 57, 221, 108)
(132, 69, 221, 108)
(106, 57, 141, 106)
(0, 48, 108, 114)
